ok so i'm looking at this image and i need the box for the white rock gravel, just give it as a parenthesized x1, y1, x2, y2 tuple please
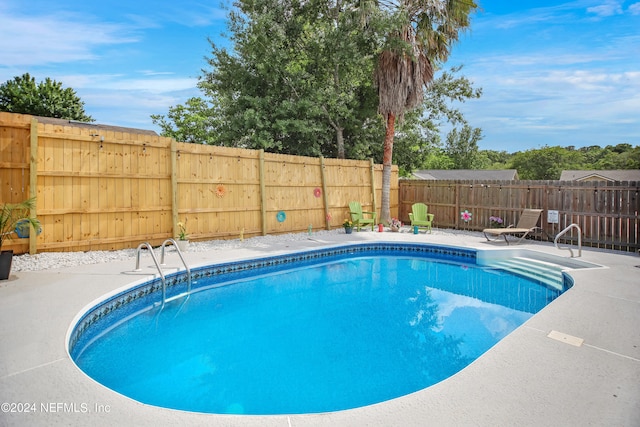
(11, 228, 481, 272)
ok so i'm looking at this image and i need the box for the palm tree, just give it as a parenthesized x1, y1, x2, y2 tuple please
(371, 0, 477, 222)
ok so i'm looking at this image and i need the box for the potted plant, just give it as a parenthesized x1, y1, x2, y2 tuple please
(176, 220, 189, 251)
(343, 219, 354, 234)
(489, 216, 504, 228)
(0, 198, 41, 280)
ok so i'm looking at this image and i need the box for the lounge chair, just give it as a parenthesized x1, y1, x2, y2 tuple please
(348, 201, 377, 231)
(483, 209, 543, 245)
(408, 203, 434, 233)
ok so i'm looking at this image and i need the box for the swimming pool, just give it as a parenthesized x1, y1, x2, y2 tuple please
(68, 243, 571, 415)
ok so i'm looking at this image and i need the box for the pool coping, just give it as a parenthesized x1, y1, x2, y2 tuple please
(1, 230, 639, 426)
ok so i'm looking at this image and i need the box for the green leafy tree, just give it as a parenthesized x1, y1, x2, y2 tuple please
(577, 145, 606, 165)
(483, 144, 640, 176)
(482, 150, 513, 166)
(424, 66, 482, 126)
(616, 146, 640, 169)
(196, 0, 380, 157)
(509, 146, 583, 180)
(151, 97, 220, 144)
(0, 73, 93, 122)
(445, 124, 482, 169)
(598, 144, 640, 169)
(152, 0, 482, 177)
(422, 146, 455, 169)
(607, 143, 633, 154)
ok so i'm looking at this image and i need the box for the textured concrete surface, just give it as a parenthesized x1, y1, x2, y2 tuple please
(1, 230, 638, 426)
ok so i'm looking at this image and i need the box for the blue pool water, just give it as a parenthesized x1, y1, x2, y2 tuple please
(70, 244, 567, 415)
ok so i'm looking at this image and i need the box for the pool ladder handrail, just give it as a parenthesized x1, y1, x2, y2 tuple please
(160, 238, 192, 298)
(554, 223, 582, 258)
(134, 242, 167, 309)
(134, 240, 192, 310)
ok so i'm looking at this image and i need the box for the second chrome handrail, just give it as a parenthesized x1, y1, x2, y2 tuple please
(554, 223, 582, 257)
(160, 238, 192, 297)
(134, 242, 167, 309)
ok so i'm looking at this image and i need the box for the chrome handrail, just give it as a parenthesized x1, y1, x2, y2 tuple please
(134, 243, 167, 309)
(554, 224, 582, 258)
(160, 239, 192, 298)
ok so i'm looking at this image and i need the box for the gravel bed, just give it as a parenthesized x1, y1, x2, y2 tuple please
(11, 228, 481, 272)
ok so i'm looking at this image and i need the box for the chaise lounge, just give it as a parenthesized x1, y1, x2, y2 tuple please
(483, 209, 543, 245)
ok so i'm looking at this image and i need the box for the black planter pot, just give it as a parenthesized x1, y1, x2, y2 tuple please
(0, 250, 13, 280)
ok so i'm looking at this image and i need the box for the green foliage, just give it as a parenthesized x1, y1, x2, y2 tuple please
(151, 98, 220, 144)
(423, 66, 483, 125)
(508, 146, 581, 180)
(599, 144, 640, 169)
(387, 67, 482, 175)
(506, 145, 634, 180)
(481, 150, 512, 167)
(194, 0, 382, 157)
(152, 0, 482, 175)
(422, 147, 455, 170)
(418, 144, 639, 179)
(0, 198, 40, 250)
(445, 124, 483, 169)
(0, 73, 93, 122)
(370, 109, 435, 176)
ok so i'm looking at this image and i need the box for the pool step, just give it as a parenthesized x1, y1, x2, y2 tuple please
(489, 257, 565, 291)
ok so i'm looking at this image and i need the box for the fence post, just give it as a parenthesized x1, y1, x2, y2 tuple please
(29, 118, 38, 255)
(454, 183, 460, 230)
(370, 158, 377, 217)
(170, 139, 178, 240)
(259, 150, 267, 236)
(320, 156, 330, 230)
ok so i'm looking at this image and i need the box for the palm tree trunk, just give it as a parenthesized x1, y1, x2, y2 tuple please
(380, 113, 395, 224)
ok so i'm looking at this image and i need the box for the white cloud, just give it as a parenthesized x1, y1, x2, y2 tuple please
(0, 11, 138, 66)
(161, 5, 228, 27)
(68, 73, 201, 129)
(457, 63, 640, 149)
(481, 52, 617, 67)
(629, 2, 640, 14)
(138, 70, 178, 76)
(449, 2, 640, 149)
(56, 72, 196, 93)
(79, 86, 201, 130)
(103, 77, 197, 93)
(587, 1, 624, 17)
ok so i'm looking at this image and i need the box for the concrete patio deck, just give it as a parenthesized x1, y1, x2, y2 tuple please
(1, 230, 639, 426)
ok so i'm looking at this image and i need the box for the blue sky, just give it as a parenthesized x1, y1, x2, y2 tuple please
(1, 0, 639, 152)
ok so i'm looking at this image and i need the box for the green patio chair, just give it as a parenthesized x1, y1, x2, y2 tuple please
(348, 201, 377, 231)
(409, 203, 434, 233)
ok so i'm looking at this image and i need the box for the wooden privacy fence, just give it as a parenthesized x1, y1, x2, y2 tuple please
(400, 179, 640, 253)
(0, 112, 398, 254)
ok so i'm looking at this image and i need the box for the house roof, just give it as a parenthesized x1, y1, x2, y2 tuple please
(411, 169, 519, 180)
(559, 170, 640, 182)
(35, 115, 159, 136)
